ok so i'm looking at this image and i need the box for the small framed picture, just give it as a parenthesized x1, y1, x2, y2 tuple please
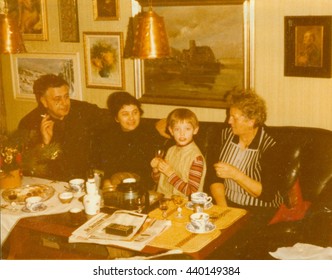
(285, 16, 332, 78)
(83, 32, 125, 89)
(58, 0, 80, 42)
(18, 0, 48, 41)
(93, 0, 119, 20)
(11, 53, 82, 100)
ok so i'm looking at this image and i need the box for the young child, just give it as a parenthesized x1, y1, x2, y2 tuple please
(151, 108, 206, 198)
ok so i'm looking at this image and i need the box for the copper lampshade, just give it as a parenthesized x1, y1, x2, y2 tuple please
(132, 9, 170, 59)
(0, 13, 26, 54)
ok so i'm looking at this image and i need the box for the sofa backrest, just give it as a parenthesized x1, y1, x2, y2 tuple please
(266, 126, 332, 203)
(143, 118, 332, 203)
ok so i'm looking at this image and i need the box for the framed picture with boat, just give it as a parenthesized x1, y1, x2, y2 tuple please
(133, 0, 254, 108)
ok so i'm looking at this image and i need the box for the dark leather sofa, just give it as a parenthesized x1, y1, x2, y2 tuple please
(150, 118, 332, 259)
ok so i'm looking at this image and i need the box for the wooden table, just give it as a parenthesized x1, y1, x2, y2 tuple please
(1, 207, 249, 260)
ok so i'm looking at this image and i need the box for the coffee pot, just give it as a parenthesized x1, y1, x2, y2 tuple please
(117, 178, 139, 210)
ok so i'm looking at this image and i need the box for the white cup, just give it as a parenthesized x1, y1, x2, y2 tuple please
(58, 191, 74, 204)
(190, 212, 210, 233)
(25, 196, 43, 211)
(191, 192, 212, 212)
(69, 178, 85, 195)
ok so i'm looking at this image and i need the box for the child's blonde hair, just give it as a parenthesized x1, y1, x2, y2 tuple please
(166, 108, 199, 129)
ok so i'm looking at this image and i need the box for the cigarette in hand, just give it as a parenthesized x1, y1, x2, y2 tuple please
(40, 114, 47, 118)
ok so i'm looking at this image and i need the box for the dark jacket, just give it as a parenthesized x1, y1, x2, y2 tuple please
(99, 119, 165, 190)
(18, 99, 112, 181)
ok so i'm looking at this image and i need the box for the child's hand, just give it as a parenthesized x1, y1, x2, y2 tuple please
(150, 157, 160, 169)
(158, 160, 174, 177)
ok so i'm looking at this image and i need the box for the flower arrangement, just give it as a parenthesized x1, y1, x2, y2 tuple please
(0, 130, 61, 178)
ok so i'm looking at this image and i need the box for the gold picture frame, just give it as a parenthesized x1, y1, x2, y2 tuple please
(83, 32, 125, 89)
(18, 0, 48, 41)
(93, 0, 119, 21)
(133, 0, 254, 108)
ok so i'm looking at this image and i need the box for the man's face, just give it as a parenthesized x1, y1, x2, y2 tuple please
(40, 85, 71, 120)
(303, 32, 314, 46)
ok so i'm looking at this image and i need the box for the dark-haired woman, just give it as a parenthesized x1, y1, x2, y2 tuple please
(99, 91, 165, 190)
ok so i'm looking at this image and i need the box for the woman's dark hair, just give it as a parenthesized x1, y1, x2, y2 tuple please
(33, 74, 69, 104)
(107, 91, 143, 119)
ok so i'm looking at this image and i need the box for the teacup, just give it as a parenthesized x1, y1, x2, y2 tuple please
(69, 178, 85, 195)
(25, 196, 43, 212)
(58, 191, 74, 204)
(191, 192, 212, 212)
(190, 212, 210, 233)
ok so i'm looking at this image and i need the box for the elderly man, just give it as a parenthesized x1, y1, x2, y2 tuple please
(18, 74, 113, 181)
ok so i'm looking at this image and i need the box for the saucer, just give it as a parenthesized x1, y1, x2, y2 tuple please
(22, 204, 47, 213)
(185, 201, 213, 211)
(186, 222, 216, 234)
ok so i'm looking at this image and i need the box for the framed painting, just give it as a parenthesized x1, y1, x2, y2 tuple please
(83, 32, 125, 89)
(93, 0, 119, 20)
(284, 16, 332, 78)
(11, 53, 82, 100)
(58, 0, 80, 42)
(18, 0, 48, 41)
(133, 0, 254, 108)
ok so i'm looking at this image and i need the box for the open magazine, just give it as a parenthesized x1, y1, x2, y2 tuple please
(69, 210, 171, 251)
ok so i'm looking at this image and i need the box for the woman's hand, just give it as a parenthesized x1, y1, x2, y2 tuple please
(40, 115, 54, 145)
(214, 161, 262, 197)
(155, 118, 171, 139)
(214, 162, 240, 180)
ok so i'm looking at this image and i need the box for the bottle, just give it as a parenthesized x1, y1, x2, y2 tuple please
(83, 175, 101, 215)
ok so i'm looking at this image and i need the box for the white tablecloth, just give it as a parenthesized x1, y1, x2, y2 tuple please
(1, 177, 85, 245)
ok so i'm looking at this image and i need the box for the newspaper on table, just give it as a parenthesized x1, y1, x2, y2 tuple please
(69, 210, 171, 251)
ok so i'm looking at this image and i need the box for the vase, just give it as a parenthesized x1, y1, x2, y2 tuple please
(0, 169, 22, 189)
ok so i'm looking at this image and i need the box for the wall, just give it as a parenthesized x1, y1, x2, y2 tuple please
(1, 0, 332, 132)
(255, 0, 332, 130)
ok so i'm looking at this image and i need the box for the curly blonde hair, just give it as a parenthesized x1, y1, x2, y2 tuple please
(229, 90, 267, 127)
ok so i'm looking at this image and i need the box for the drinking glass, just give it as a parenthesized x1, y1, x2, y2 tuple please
(135, 195, 145, 213)
(7, 191, 18, 211)
(159, 198, 169, 219)
(155, 148, 165, 159)
(171, 195, 183, 218)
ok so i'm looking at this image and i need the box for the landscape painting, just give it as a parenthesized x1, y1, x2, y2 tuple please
(11, 53, 82, 100)
(135, 2, 251, 108)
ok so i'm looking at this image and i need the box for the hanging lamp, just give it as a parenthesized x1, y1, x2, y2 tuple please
(132, 1, 170, 59)
(0, 0, 26, 54)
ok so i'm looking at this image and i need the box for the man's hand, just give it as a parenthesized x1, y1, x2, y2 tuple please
(40, 115, 54, 145)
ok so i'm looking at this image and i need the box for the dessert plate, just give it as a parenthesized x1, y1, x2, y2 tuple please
(2, 184, 55, 204)
(22, 203, 47, 213)
(185, 201, 213, 211)
(186, 222, 216, 234)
